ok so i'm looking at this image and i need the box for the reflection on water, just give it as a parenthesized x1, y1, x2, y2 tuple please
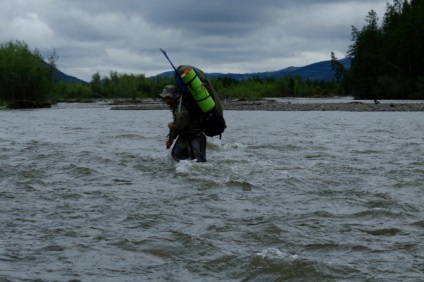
(0, 105, 423, 281)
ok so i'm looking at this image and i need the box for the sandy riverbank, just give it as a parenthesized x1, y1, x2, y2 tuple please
(110, 99, 424, 112)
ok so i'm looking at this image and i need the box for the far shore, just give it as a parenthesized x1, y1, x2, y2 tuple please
(109, 98, 424, 112)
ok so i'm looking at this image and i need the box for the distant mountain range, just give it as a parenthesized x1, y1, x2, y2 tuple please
(53, 67, 86, 83)
(57, 57, 351, 83)
(154, 57, 351, 82)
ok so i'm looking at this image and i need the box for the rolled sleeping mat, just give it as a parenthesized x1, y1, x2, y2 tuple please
(180, 68, 215, 113)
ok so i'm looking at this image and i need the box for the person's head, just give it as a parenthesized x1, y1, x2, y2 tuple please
(159, 85, 180, 104)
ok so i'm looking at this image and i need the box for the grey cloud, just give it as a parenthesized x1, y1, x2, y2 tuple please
(1, 0, 388, 81)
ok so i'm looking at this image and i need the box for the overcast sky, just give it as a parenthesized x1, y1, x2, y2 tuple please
(1, 0, 388, 81)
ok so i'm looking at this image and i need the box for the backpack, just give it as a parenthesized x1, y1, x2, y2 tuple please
(176, 65, 226, 138)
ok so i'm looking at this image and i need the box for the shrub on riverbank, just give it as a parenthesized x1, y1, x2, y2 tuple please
(0, 40, 56, 108)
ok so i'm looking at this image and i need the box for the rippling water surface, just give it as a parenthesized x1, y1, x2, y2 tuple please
(1, 102, 424, 281)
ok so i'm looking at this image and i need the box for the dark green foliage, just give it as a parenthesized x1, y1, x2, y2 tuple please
(52, 81, 95, 101)
(53, 68, 340, 102)
(0, 40, 56, 106)
(347, 0, 424, 99)
(331, 52, 350, 95)
(90, 71, 173, 99)
(52, 71, 171, 101)
(210, 76, 340, 99)
(0, 40, 343, 105)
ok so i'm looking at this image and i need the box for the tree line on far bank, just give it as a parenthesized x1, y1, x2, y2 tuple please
(1, 0, 423, 109)
(332, 0, 424, 99)
(0, 40, 342, 109)
(0, 40, 57, 108)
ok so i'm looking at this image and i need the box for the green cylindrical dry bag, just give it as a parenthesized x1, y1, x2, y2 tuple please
(181, 68, 215, 112)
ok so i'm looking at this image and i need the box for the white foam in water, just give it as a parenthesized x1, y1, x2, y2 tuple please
(256, 248, 299, 260)
(175, 159, 195, 174)
(222, 142, 248, 150)
(207, 137, 247, 151)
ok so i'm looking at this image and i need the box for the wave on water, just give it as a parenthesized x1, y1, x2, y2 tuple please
(207, 139, 248, 151)
(2, 107, 424, 281)
(256, 247, 299, 261)
(170, 139, 283, 191)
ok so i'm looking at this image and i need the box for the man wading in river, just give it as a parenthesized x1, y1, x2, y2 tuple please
(159, 85, 207, 162)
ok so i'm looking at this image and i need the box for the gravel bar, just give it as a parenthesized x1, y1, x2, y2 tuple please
(110, 100, 424, 112)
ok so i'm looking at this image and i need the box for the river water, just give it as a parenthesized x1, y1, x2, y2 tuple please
(1, 102, 423, 281)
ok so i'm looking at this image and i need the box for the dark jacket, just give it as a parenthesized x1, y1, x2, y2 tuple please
(168, 96, 203, 141)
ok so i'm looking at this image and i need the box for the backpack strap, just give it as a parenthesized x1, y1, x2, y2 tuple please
(178, 95, 182, 113)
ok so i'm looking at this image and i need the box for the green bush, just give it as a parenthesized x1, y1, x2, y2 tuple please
(0, 40, 56, 106)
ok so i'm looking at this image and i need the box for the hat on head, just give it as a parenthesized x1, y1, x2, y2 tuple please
(159, 85, 179, 98)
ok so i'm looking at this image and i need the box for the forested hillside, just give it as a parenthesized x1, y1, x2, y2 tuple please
(333, 0, 424, 99)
